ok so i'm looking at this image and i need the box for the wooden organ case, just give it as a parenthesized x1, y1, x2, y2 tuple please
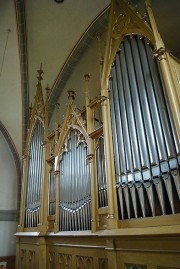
(15, 0, 180, 268)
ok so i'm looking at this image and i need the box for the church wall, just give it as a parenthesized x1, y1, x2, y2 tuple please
(0, 131, 18, 257)
(49, 30, 106, 131)
(0, 222, 17, 256)
(0, 0, 22, 157)
(26, 0, 110, 103)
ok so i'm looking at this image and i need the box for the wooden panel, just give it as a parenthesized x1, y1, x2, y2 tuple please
(15, 229, 180, 268)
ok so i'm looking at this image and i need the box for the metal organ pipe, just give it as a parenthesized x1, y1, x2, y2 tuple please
(96, 137, 108, 208)
(59, 129, 91, 231)
(109, 35, 180, 220)
(25, 120, 44, 227)
(49, 162, 56, 215)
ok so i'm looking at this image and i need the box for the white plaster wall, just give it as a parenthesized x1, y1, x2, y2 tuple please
(0, 0, 22, 157)
(26, 0, 110, 102)
(0, 131, 17, 210)
(0, 222, 17, 256)
(0, 131, 18, 256)
(49, 30, 107, 131)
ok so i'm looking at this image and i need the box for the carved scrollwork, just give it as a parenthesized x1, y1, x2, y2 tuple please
(99, 258, 108, 269)
(76, 256, 93, 269)
(29, 250, 35, 261)
(58, 253, 72, 269)
(112, 11, 130, 40)
(49, 252, 55, 263)
(153, 47, 166, 61)
(76, 130, 87, 148)
(20, 249, 26, 259)
(20, 249, 27, 269)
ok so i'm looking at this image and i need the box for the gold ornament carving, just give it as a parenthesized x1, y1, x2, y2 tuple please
(76, 256, 93, 269)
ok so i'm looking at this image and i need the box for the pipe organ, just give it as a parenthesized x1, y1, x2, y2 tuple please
(59, 129, 91, 231)
(109, 35, 180, 220)
(16, 1, 180, 269)
(49, 162, 56, 216)
(25, 119, 44, 228)
(96, 136, 108, 208)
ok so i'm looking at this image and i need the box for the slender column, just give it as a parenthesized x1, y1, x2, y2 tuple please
(40, 86, 51, 230)
(106, 239, 117, 269)
(84, 74, 98, 232)
(18, 154, 29, 231)
(55, 103, 60, 146)
(54, 170, 60, 233)
(101, 84, 118, 228)
(15, 237, 20, 269)
(146, 0, 180, 140)
(36, 237, 46, 269)
(38, 141, 47, 233)
(96, 33, 104, 80)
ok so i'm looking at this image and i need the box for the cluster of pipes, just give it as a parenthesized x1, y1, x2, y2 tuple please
(59, 129, 91, 231)
(109, 35, 180, 219)
(24, 34, 179, 230)
(49, 162, 56, 216)
(96, 137, 108, 208)
(25, 120, 44, 227)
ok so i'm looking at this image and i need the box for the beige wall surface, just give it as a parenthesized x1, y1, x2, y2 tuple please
(0, 0, 22, 157)
(49, 30, 107, 131)
(0, 221, 17, 256)
(0, 131, 18, 210)
(0, 130, 18, 256)
(26, 0, 110, 102)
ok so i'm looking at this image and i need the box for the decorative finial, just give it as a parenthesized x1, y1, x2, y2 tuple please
(84, 74, 90, 81)
(143, 12, 148, 22)
(68, 89, 76, 102)
(45, 83, 50, 95)
(37, 63, 44, 83)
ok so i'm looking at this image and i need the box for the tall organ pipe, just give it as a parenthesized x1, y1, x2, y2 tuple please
(109, 35, 180, 219)
(96, 137, 108, 207)
(59, 129, 91, 231)
(25, 120, 44, 227)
